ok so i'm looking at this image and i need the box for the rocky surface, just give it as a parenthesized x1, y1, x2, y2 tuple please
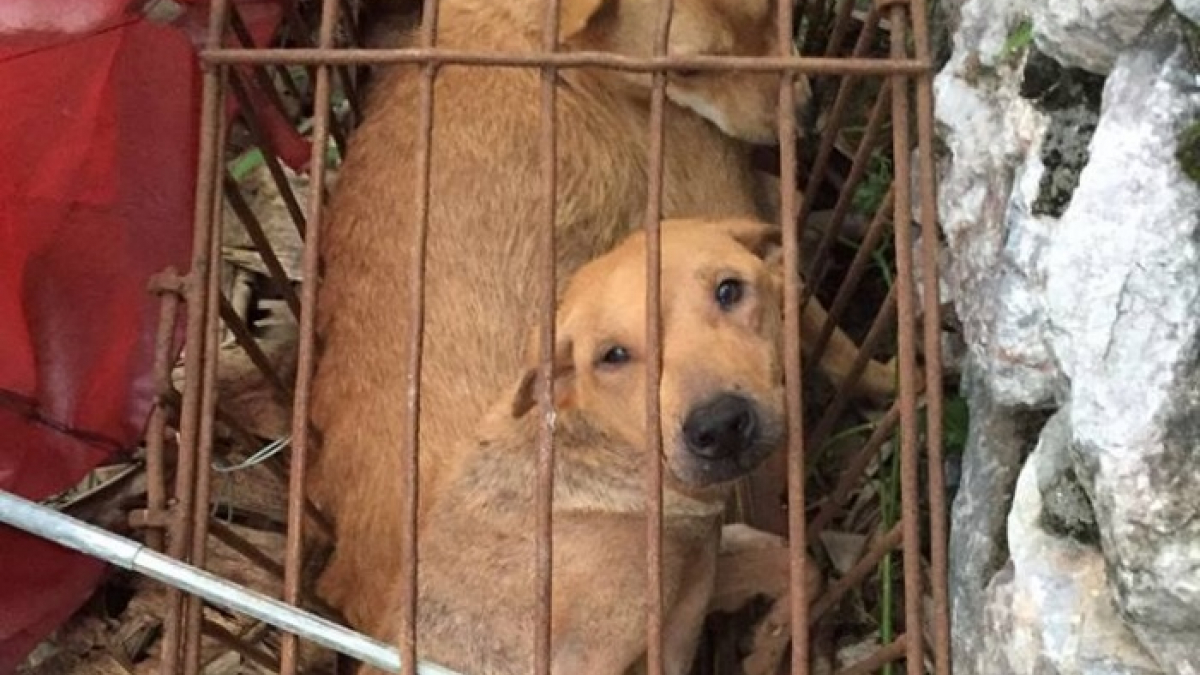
(1031, 0, 1164, 74)
(968, 411, 1162, 675)
(937, 1, 1200, 673)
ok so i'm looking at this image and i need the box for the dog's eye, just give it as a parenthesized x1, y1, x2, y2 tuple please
(598, 345, 631, 367)
(715, 278, 745, 310)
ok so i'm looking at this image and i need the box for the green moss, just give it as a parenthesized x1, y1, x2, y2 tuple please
(1177, 121, 1200, 186)
(1001, 19, 1034, 63)
(853, 153, 893, 216)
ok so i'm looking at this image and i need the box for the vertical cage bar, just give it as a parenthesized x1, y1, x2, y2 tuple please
(160, 1, 231, 670)
(887, 5, 925, 674)
(182, 75, 231, 675)
(278, 0, 340, 672)
(909, 0, 949, 669)
(145, 273, 182, 552)
(400, 2, 442, 674)
(535, 0, 561, 673)
(773, 0, 811, 674)
(643, 0, 674, 673)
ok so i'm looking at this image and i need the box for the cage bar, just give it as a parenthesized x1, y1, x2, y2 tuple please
(534, 1, 561, 674)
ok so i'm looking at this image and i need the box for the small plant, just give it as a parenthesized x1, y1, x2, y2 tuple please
(943, 394, 970, 456)
(1001, 18, 1034, 62)
(853, 153, 894, 216)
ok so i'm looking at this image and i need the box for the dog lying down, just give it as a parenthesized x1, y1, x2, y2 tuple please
(360, 218, 819, 675)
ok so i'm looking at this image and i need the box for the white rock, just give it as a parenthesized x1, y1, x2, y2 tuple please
(968, 410, 1162, 675)
(1175, 0, 1200, 25)
(1031, 0, 1162, 73)
(1045, 20, 1200, 672)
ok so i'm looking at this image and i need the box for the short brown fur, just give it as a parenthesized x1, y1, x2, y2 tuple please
(308, 0, 893, 637)
(360, 219, 793, 675)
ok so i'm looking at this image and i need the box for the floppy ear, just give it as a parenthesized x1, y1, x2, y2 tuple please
(710, 219, 783, 262)
(559, 0, 618, 42)
(509, 328, 577, 418)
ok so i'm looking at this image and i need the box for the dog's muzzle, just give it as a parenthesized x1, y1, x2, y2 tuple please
(682, 393, 761, 462)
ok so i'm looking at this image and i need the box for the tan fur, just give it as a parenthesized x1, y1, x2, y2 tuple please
(308, 0, 894, 637)
(360, 220, 791, 675)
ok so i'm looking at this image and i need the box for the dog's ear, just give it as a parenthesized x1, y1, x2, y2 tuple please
(509, 330, 577, 419)
(559, 0, 618, 42)
(711, 219, 783, 262)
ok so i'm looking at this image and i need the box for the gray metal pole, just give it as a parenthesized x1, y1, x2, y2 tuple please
(0, 489, 461, 675)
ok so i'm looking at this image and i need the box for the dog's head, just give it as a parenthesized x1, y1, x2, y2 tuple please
(554, 0, 811, 144)
(509, 218, 786, 488)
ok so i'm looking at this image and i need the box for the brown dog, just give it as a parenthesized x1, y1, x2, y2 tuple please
(360, 219, 814, 675)
(308, 0, 890, 636)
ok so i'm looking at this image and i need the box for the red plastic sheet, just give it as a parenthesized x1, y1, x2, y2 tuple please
(0, 1, 310, 670)
(0, 12, 198, 672)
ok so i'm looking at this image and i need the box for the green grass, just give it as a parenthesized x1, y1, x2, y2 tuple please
(853, 153, 894, 217)
(1001, 19, 1034, 62)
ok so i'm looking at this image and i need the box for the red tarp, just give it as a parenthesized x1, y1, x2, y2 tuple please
(0, 2, 308, 671)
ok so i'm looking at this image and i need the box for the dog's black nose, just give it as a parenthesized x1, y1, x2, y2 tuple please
(683, 394, 759, 460)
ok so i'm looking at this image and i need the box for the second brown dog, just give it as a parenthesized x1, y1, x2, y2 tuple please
(361, 218, 822, 675)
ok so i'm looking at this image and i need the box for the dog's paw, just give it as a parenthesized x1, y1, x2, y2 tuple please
(719, 523, 786, 555)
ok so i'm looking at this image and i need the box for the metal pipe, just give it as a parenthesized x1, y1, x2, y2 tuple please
(0, 490, 461, 675)
(202, 48, 931, 74)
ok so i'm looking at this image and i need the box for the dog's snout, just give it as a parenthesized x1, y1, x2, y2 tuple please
(683, 394, 759, 460)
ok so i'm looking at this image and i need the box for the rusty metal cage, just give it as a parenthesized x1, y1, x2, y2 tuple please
(108, 0, 952, 673)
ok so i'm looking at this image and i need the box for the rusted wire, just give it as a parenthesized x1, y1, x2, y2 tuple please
(807, 187, 894, 367)
(145, 271, 183, 553)
(823, 0, 860, 58)
(217, 294, 292, 399)
(227, 71, 309, 237)
(797, 4, 881, 227)
(535, 0, 560, 674)
(182, 70, 233, 675)
(909, 0, 950, 670)
(399, 1, 441, 674)
(808, 402, 902, 539)
(804, 80, 892, 291)
(279, 2, 353, 155)
(160, 0, 231, 668)
(209, 519, 286, 579)
(221, 173, 304, 319)
(774, 0, 811, 673)
(228, 6, 292, 114)
(887, 7, 925, 674)
(805, 284, 897, 454)
(809, 522, 903, 622)
(643, 0, 673, 673)
(203, 48, 929, 74)
(278, 0, 339, 671)
(202, 618, 280, 672)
